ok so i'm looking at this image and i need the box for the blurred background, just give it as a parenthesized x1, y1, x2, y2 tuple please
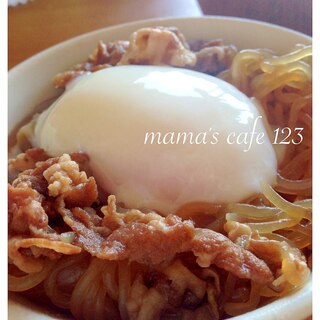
(8, 0, 312, 69)
(199, 0, 311, 35)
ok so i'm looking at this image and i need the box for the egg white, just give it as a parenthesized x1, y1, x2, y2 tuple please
(34, 66, 277, 214)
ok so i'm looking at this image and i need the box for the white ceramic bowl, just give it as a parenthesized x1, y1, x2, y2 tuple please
(8, 16, 312, 320)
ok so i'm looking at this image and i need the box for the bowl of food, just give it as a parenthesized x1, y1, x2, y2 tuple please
(8, 16, 312, 320)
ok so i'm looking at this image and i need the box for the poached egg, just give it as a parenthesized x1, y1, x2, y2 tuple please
(33, 66, 277, 214)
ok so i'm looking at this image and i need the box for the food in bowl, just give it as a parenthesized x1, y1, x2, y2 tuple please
(8, 25, 312, 319)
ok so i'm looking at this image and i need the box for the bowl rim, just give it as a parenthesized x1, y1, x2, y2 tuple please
(8, 15, 312, 320)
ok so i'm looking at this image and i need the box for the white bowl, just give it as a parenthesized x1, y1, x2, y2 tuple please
(8, 16, 312, 320)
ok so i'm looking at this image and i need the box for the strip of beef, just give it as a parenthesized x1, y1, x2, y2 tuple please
(9, 148, 50, 181)
(100, 213, 195, 265)
(59, 194, 273, 284)
(191, 229, 273, 285)
(8, 183, 48, 236)
(9, 150, 274, 286)
(53, 40, 129, 88)
(118, 27, 196, 67)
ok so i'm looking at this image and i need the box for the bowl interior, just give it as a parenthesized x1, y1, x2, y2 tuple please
(8, 16, 312, 320)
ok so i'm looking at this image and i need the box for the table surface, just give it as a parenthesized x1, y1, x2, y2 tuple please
(8, 1, 312, 319)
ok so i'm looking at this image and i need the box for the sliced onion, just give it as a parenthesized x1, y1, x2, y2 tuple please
(261, 182, 311, 221)
(9, 260, 55, 292)
(275, 173, 311, 196)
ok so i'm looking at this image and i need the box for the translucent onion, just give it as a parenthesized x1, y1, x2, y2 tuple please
(221, 273, 237, 305)
(176, 202, 222, 220)
(226, 210, 288, 223)
(280, 149, 311, 179)
(288, 234, 312, 249)
(201, 268, 221, 295)
(246, 218, 297, 233)
(9, 260, 55, 292)
(281, 244, 310, 286)
(260, 279, 295, 298)
(70, 258, 107, 319)
(294, 199, 312, 209)
(227, 203, 280, 219)
(262, 233, 296, 248)
(224, 281, 261, 316)
(224, 221, 251, 242)
(118, 261, 131, 320)
(44, 254, 89, 309)
(18, 238, 82, 255)
(289, 223, 312, 237)
(261, 45, 312, 67)
(101, 262, 119, 302)
(207, 283, 220, 319)
(252, 71, 308, 98)
(230, 50, 263, 93)
(275, 173, 311, 196)
(260, 182, 311, 221)
(274, 88, 300, 104)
